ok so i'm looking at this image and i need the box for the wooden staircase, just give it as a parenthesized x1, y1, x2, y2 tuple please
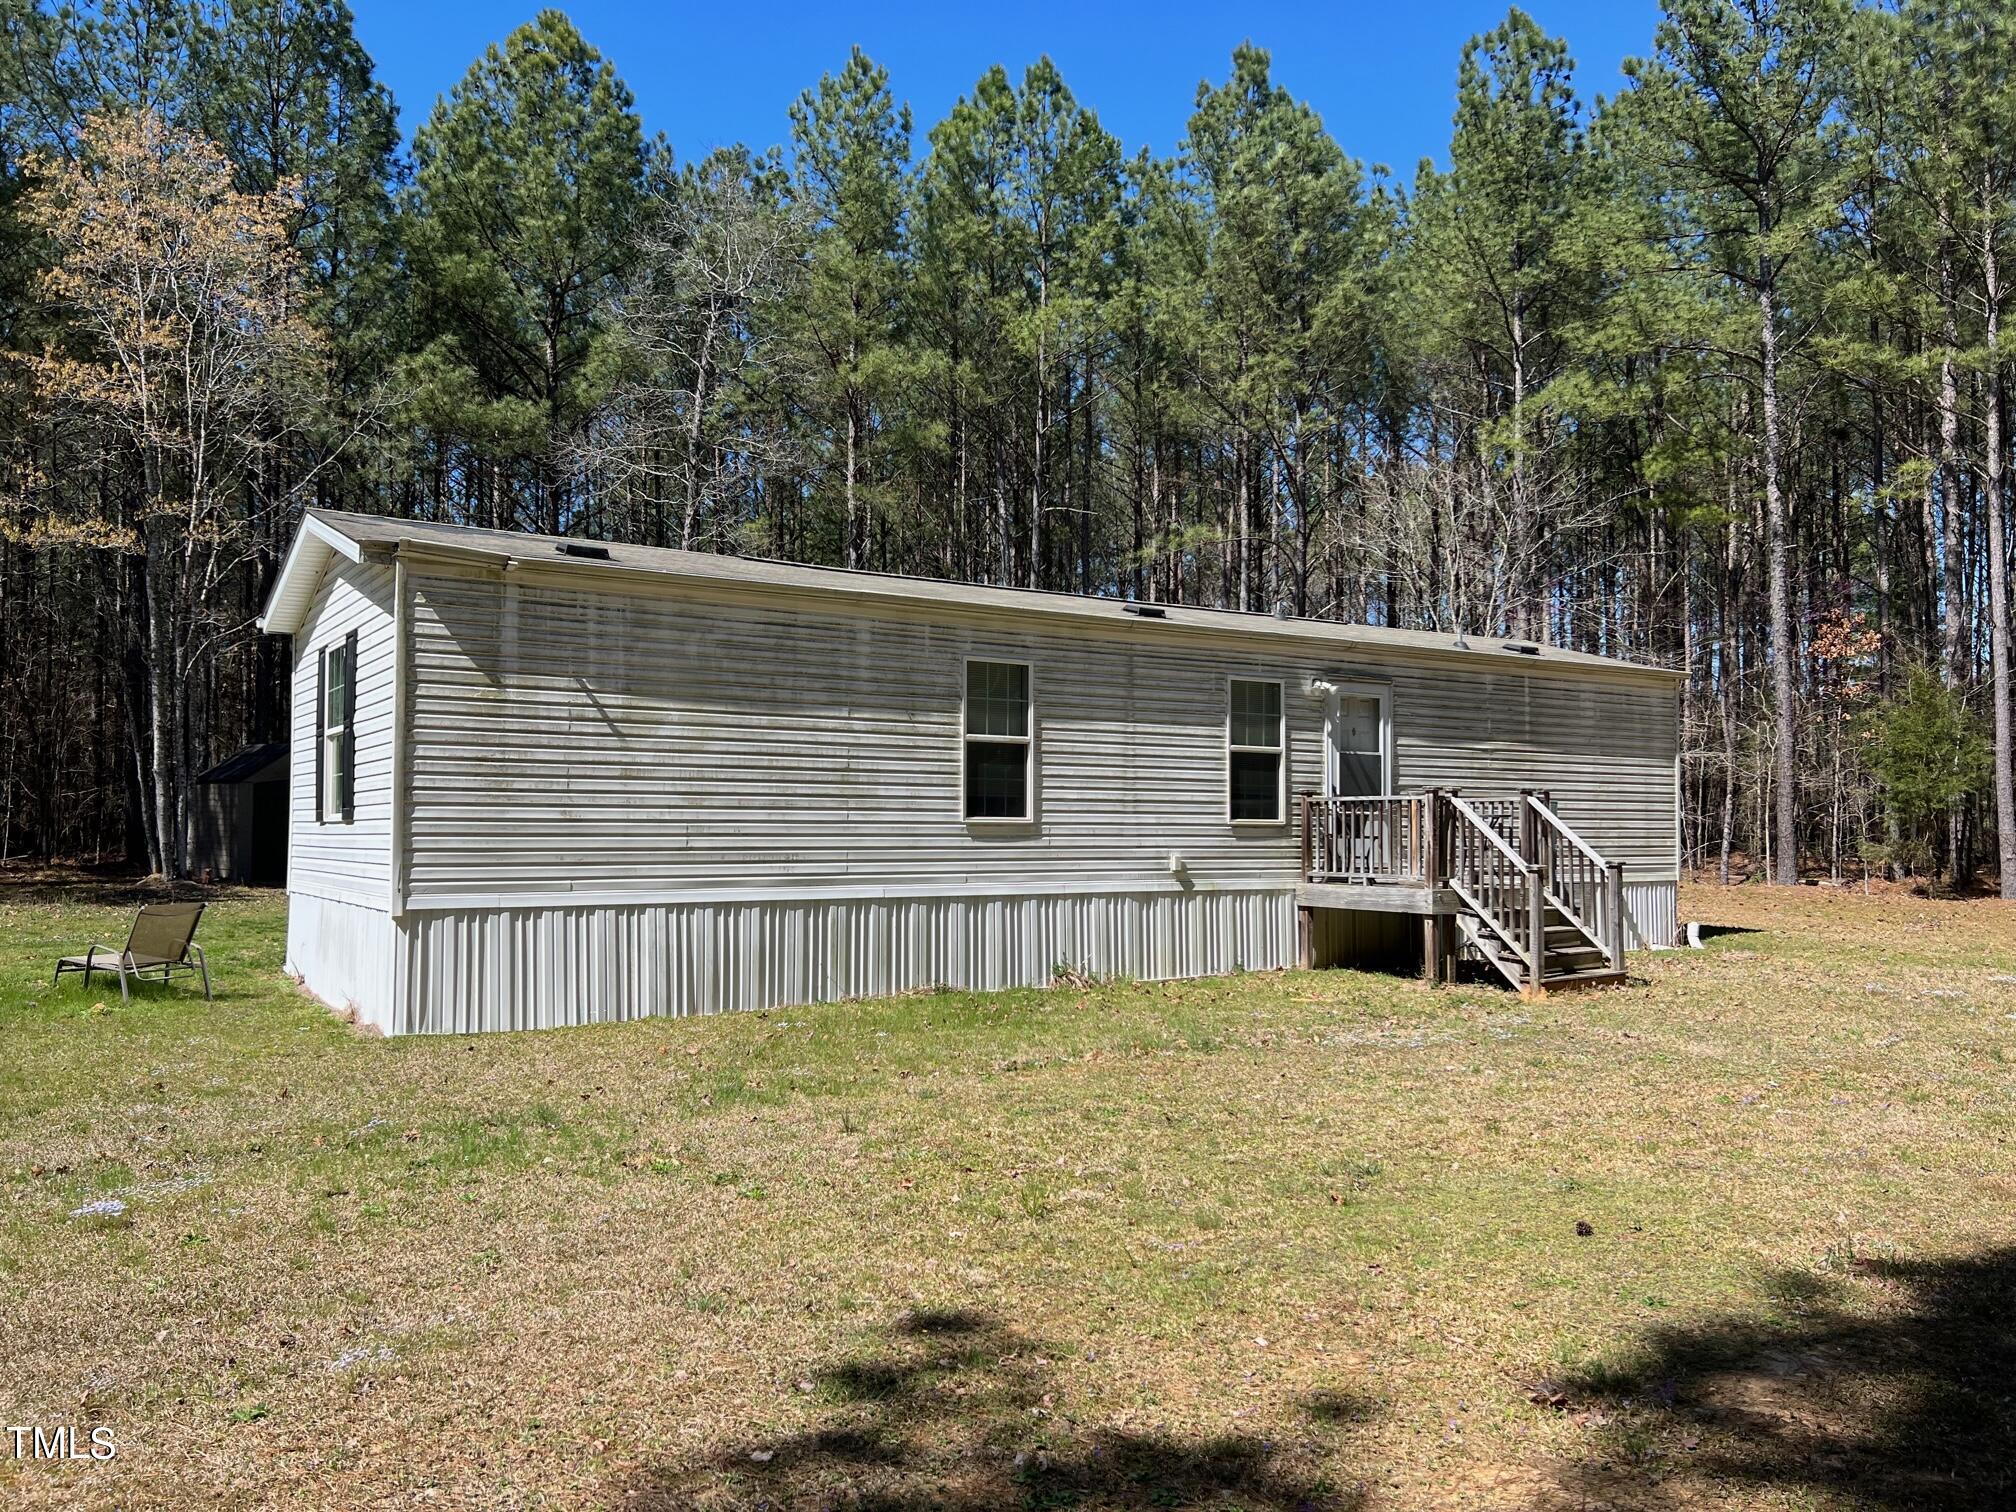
(1443, 791, 1626, 993)
(1300, 788, 1628, 995)
(1454, 896, 1622, 993)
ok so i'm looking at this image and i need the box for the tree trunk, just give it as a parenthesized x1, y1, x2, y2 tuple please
(843, 296, 863, 572)
(1984, 196, 2015, 898)
(1937, 239, 1967, 883)
(844, 386, 860, 571)
(1718, 536, 1735, 886)
(1509, 291, 1532, 642)
(680, 324, 717, 550)
(1760, 276, 1799, 885)
(145, 525, 177, 877)
(1030, 322, 1046, 591)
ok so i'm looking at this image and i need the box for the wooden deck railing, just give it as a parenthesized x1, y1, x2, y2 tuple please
(1527, 794, 1625, 972)
(1299, 793, 1434, 884)
(1445, 793, 1540, 974)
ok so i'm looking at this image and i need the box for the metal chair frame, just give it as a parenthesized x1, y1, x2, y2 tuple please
(53, 904, 211, 1003)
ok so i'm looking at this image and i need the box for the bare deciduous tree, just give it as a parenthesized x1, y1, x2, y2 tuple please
(577, 156, 809, 553)
(17, 108, 324, 872)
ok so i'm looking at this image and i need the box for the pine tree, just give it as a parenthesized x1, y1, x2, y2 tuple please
(1621, 0, 1848, 884)
(914, 65, 1019, 583)
(403, 9, 647, 534)
(1103, 148, 1207, 604)
(1957, 5, 2016, 897)
(1187, 45, 1379, 613)
(195, 0, 399, 396)
(1410, 8, 1592, 641)
(1002, 58, 1122, 591)
(789, 46, 910, 569)
(1864, 662, 1991, 881)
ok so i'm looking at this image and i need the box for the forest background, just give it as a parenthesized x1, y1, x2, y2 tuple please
(1, 0, 2010, 892)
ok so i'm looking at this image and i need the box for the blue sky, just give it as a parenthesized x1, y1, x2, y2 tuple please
(351, 2, 1667, 175)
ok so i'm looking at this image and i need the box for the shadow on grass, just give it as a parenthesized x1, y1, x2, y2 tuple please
(1551, 1247, 2016, 1510)
(0, 862, 264, 907)
(613, 1308, 1371, 1510)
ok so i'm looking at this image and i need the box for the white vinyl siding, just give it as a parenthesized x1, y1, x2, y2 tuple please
(395, 563, 1679, 909)
(1388, 671, 1679, 877)
(288, 558, 395, 904)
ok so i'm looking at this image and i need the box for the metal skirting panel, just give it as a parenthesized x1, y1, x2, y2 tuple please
(1623, 880, 1678, 950)
(286, 891, 397, 1032)
(391, 889, 1297, 1036)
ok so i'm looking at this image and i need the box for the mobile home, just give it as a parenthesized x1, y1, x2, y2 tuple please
(260, 509, 1684, 1035)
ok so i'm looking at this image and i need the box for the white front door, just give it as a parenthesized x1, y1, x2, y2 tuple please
(1326, 688, 1392, 876)
(1328, 692, 1388, 798)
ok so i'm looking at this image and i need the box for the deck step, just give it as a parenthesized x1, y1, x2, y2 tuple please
(1456, 904, 1621, 994)
(1455, 913, 1530, 990)
(1538, 969, 1626, 991)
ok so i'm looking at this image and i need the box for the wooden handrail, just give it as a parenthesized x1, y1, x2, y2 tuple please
(1447, 795, 1527, 870)
(1525, 794, 1625, 975)
(1445, 794, 1540, 975)
(1529, 796, 1606, 869)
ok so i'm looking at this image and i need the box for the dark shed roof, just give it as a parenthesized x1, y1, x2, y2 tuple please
(196, 742, 288, 786)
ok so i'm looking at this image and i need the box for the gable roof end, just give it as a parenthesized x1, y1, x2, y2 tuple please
(258, 511, 366, 635)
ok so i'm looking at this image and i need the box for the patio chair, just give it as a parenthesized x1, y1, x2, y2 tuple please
(53, 902, 211, 1003)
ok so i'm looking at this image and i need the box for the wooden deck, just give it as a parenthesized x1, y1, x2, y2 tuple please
(1295, 881, 1458, 915)
(1295, 789, 1627, 995)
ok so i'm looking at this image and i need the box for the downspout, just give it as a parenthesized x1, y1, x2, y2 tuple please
(1673, 680, 1684, 946)
(388, 553, 408, 921)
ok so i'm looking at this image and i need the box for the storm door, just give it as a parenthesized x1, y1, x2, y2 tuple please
(1324, 687, 1393, 877)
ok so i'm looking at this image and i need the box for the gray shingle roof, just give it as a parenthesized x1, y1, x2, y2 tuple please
(276, 507, 1684, 684)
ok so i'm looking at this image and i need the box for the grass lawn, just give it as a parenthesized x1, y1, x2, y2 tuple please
(2, 881, 2013, 1510)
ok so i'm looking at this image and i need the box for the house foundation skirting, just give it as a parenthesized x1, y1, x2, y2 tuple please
(369, 888, 1296, 1036)
(286, 890, 397, 1028)
(287, 879, 1678, 1037)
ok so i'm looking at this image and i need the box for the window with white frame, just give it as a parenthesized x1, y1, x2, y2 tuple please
(963, 660, 1032, 820)
(1227, 678, 1284, 823)
(318, 635, 355, 823)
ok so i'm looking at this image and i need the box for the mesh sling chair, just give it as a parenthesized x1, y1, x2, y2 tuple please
(53, 902, 211, 1003)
